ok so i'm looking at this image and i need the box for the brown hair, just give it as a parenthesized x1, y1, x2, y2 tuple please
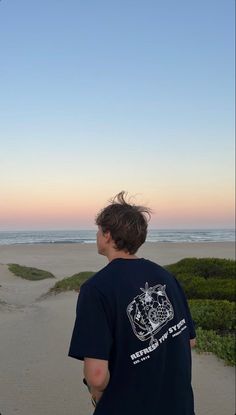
(95, 191, 151, 254)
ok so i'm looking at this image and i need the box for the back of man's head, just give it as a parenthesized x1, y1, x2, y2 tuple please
(95, 191, 151, 254)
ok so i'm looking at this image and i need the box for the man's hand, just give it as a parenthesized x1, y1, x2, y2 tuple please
(90, 386, 104, 405)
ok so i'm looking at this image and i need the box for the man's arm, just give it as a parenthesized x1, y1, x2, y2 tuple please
(84, 358, 110, 403)
(190, 338, 196, 348)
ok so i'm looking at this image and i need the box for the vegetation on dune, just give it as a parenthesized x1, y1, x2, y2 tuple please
(165, 258, 236, 301)
(50, 271, 94, 293)
(8, 263, 55, 281)
(165, 258, 235, 365)
(176, 276, 235, 301)
(189, 299, 235, 331)
(195, 328, 235, 366)
(165, 257, 235, 280)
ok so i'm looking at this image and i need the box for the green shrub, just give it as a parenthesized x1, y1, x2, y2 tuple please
(165, 257, 236, 279)
(195, 328, 236, 366)
(177, 275, 235, 301)
(50, 271, 94, 293)
(8, 263, 55, 281)
(164, 258, 236, 300)
(189, 299, 236, 331)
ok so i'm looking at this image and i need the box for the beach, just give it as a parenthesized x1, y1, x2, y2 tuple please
(0, 242, 235, 415)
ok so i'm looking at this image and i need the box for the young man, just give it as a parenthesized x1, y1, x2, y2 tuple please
(68, 192, 196, 415)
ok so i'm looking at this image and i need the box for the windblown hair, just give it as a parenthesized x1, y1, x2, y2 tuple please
(95, 191, 152, 254)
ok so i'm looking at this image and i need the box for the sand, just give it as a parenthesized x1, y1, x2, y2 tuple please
(0, 242, 235, 415)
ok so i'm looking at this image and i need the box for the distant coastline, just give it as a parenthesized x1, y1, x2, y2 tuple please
(0, 229, 235, 245)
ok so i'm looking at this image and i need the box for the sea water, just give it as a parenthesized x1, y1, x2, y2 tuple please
(0, 229, 234, 245)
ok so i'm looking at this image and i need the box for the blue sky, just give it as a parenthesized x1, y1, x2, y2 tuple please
(0, 0, 235, 229)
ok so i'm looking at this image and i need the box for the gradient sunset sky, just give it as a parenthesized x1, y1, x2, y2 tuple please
(0, 0, 235, 230)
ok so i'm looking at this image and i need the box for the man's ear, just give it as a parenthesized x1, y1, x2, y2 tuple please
(104, 231, 112, 243)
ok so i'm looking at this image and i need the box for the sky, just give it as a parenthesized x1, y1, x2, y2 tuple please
(0, 0, 235, 230)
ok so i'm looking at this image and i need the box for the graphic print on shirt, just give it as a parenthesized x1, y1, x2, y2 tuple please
(127, 283, 174, 346)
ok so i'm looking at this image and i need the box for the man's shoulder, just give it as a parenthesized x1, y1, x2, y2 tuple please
(82, 263, 111, 289)
(82, 258, 175, 292)
(141, 259, 178, 287)
(141, 258, 172, 274)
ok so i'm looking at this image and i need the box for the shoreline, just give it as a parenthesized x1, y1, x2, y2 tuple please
(0, 239, 235, 245)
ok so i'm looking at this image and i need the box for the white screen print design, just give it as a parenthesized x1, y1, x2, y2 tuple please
(127, 283, 174, 346)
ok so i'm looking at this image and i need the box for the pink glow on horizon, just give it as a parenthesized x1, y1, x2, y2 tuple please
(1, 184, 234, 230)
(1, 204, 234, 230)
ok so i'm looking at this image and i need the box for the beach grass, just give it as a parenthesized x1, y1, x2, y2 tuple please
(50, 271, 94, 293)
(189, 299, 236, 331)
(165, 258, 236, 365)
(165, 257, 235, 279)
(165, 258, 236, 301)
(195, 327, 235, 366)
(8, 263, 55, 281)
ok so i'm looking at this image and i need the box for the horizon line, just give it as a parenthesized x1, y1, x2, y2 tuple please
(0, 227, 235, 232)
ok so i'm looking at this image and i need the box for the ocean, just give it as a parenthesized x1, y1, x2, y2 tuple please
(0, 229, 234, 245)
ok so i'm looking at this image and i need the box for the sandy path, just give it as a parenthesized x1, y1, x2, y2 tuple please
(0, 293, 91, 415)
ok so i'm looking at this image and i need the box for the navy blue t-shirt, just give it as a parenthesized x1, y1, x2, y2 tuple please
(69, 258, 195, 415)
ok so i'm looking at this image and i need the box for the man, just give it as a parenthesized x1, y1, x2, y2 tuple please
(69, 192, 196, 414)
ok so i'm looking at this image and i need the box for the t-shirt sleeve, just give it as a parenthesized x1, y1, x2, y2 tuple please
(68, 283, 113, 361)
(174, 277, 196, 339)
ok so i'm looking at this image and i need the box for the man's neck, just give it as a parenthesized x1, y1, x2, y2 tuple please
(106, 251, 138, 262)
